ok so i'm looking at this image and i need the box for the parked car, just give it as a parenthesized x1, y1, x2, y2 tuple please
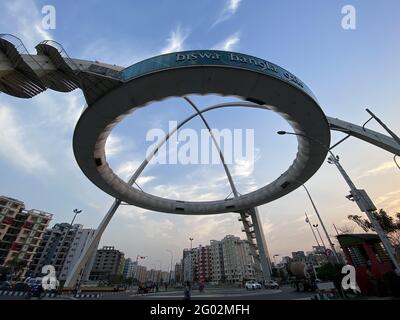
(245, 280, 262, 290)
(265, 280, 280, 289)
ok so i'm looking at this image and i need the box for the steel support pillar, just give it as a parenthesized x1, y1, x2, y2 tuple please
(249, 207, 272, 280)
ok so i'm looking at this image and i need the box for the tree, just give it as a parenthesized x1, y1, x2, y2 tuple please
(337, 224, 356, 234)
(348, 209, 400, 253)
(5, 257, 27, 281)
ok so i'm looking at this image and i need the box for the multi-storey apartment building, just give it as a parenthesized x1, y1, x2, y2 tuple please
(195, 245, 212, 282)
(182, 235, 257, 285)
(210, 239, 225, 283)
(122, 258, 137, 279)
(59, 227, 96, 282)
(89, 246, 125, 282)
(222, 235, 255, 284)
(0, 196, 52, 278)
(29, 223, 81, 279)
(135, 265, 147, 283)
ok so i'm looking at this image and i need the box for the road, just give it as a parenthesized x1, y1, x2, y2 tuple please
(0, 285, 315, 300)
(94, 285, 314, 300)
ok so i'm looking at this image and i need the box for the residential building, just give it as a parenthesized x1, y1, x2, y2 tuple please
(195, 245, 212, 282)
(174, 261, 183, 284)
(89, 246, 125, 282)
(210, 240, 224, 283)
(182, 235, 257, 285)
(135, 265, 147, 283)
(29, 223, 81, 279)
(122, 258, 137, 279)
(0, 196, 52, 278)
(221, 235, 255, 284)
(59, 227, 96, 282)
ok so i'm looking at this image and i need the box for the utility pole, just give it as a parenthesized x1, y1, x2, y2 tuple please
(327, 153, 400, 275)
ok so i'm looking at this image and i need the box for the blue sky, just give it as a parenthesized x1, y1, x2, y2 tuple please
(1, 0, 400, 269)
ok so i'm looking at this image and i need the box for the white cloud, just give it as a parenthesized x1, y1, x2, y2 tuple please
(116, 161, 141, 179)
(211, 0, 243, 28)
(115, 160, 155, 186)
(356, 161, 397, 179)
(227, 0, 242, 14)
(161, 25, 190, 54)
(105, 134, 124, 158)
(0, 105, 51, 173)
(212, 32, 240, 51)
(1, 0, 53, 51)
(233, 158, 254, 178)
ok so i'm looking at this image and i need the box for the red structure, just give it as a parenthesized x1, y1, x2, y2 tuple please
(337, 233, 395, 295)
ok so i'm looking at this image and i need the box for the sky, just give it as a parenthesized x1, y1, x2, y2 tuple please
(0, 0, 400, 270)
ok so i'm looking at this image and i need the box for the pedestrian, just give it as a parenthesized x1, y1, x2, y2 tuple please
(165, 282, 168, 291)
(184, 281, 191, 300)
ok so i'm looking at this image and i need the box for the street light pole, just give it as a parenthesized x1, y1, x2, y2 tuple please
(305, 212, 321, 247)
(313, 224, 326, 249)
(277, 130, 400, 274)
(56, 209, 83, 290)
(71, 209, 82, 226)
(300, 184, 339, 261)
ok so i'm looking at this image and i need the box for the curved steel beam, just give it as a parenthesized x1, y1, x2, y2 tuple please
(327, 117, 400, 155)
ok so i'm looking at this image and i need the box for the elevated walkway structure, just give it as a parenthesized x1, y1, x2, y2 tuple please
(1, 35, 399, 288)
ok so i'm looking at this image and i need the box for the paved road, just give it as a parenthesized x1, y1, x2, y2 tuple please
(0, 286, 315, 300)
(96, 285, 315, 300)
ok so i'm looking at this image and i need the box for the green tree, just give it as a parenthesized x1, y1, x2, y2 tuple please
(348, 209, 400, 254)
(5, 257, 27, 281)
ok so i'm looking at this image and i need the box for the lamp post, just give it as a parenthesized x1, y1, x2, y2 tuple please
(305, 212, 321, 248)
(312, 224, 326, 249)
(277, 130, 400, 274)
(71, 209, 82, 226)
(57, 209, 82, 290)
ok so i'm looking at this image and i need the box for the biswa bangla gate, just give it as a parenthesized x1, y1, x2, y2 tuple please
(1, 34, 399, 287)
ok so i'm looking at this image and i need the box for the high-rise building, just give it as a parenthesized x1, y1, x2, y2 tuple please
(221, 235, 255, 284)
(135, 265, 147, 283)
(174, 261, 183, 284)
(182, 235, 257, 285)
(183, 249, 193, 282)
(29, 223, 82, 279)
(122, 258, 137, 279)
(0, 196, 52, 278)
(59, 227, 96, 282)
(210, 240, 224, 283)
(89, 246, 125, 282)
(195, 245, 212, 282)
